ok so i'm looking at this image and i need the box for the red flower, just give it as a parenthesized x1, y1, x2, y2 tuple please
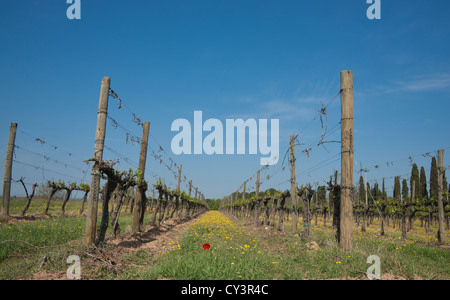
(203, 243, 211, 250)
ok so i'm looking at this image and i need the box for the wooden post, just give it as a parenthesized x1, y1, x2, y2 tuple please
(255, 169, 260, 197)
(132, 121, 150, 233)
(290, 135, 298, 234)
(176, 164, 182, 192)
(332, 170, 340, 235)
(437, 149, 446, 243)
(340, 70, 354, 251)
(255, 169, 261, 224)
(85, 77, 110, 246)
(362, 171, 368, 231)
(174, 167, 182, 219)
(241, 181, 246, 218)
(1, 122, 18, 218)
(364, 172, 368, 207)
(410, 180, 415, 231)
(188, 180, 192, 197)
(233, 190, 237, 215)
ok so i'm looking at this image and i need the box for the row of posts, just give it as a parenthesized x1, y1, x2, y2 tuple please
(221, 70, 447, 249)
(84, 77, 206, 246)
(1, 71, 446, 248)
(0, 77, 207, 248)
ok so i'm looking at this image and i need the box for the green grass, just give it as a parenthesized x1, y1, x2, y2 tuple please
(117, 212, 450, 280)
(255, 231, 449, 279)
(0, 215, 87, 279)
(6, 197, 85, 216)
(244, 222, 450, 280)
(0, 216, 86, 262)
(117, 211, 281, 280)
(1, 208, 448, 280)
(0, 199, 157, 279)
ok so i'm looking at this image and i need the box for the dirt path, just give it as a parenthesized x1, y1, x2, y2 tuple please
(112, 216, 200, 257)
(31, 214, 203, 280)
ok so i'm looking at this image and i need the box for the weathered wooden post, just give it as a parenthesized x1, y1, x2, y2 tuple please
(169, 164, 182, 218)
(232, 190, 237, 215)
(409, 180, 415, 231)
(176, 164, 182, 192)
(290, 135, 298, 234)
(255, 169, 261, 224)
(132, 121, 150, 233)
(255, 169, 260, 197)
(437, 149, 446, 243)
(361, 170, 368, 232)
(332, 170, 340, 235)
(241, 181, 246, 218)
(188, 180, 192, 197)
(340, 70, 354, 251)
(85, 77, 110, 246)
(1, 122, 18, 218)
(183, 180, 192, 218)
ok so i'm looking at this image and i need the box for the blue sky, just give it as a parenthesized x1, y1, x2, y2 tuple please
(1, 0, 450, 199)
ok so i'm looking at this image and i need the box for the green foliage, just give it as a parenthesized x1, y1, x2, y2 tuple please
(57, 180, 77, 190)
(372, 182, 381, 200)
(430, 156, 438, 202)
(358, 176, 365, 204)
(402, 179, 409, 201)
(443, 170, 448, 194)
(134, 169, 146, 185)
(410, 163, 419, 198)
(264, 188, 280, 196)
(419, 166, 428, 200)
(394, 176, 401, 200)
(153, 178, 206, 208)
(205, 199, 221, 210)
(79, 183, 90, 192)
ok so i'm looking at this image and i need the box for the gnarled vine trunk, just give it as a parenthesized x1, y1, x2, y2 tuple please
(95, 179, 118, 246)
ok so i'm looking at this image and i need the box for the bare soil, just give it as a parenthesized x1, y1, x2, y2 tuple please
(30, 215, 201, 280)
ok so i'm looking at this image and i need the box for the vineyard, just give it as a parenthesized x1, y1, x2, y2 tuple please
(0, 73, 449, 281)
(221, 161, 450, 243)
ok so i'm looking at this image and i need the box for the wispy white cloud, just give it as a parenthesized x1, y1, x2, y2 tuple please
(257, 99, 316, 120)
(362, 73, 450, 96)
(221, 96, 324, 120)
(396, 74, 450, 92)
